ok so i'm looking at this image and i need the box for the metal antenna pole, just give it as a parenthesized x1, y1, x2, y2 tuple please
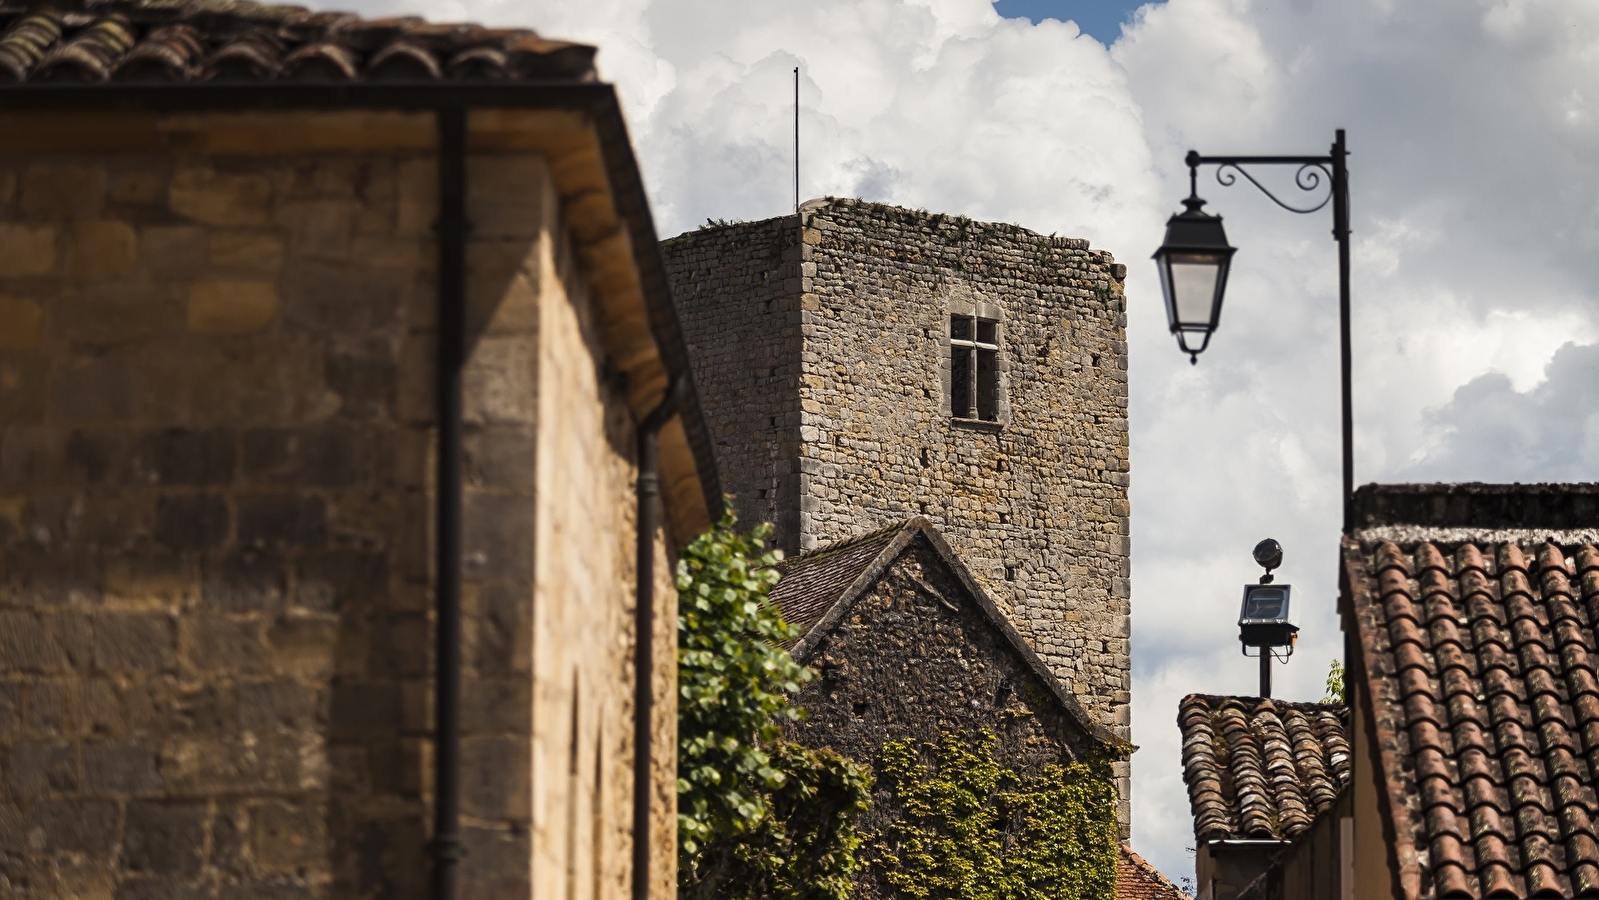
(794, 66, 799, 214)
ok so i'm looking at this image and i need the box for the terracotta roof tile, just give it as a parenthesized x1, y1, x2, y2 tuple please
(0, 0, 594, 84)
(1178, 694, 1351, 841)
(1346, 536, 1599, 899)
(1117, 843, 1192, 900)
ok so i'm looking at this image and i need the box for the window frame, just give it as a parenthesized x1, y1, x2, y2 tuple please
(949, 313, 1002, 423)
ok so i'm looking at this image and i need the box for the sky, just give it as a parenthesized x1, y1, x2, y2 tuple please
(317, 0, 1599, 885)
(993, 0, 1149, 42)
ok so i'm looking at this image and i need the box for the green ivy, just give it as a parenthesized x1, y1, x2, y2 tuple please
(677, 512, 872, 900)
(1323, 658, 1346, 705)
(875, 730, 1119, 900)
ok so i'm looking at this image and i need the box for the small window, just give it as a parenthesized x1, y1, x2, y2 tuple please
(950, 314, 1000, 421)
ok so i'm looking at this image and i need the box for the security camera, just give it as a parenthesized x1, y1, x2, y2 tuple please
(1253, 538, 1283, 573)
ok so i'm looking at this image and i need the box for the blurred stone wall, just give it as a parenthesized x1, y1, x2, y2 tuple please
(0, 115, 660, 899)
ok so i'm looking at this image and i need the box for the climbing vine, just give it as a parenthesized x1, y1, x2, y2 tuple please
(874, 730, 1120, 900)
(677, 512, 872, 900)
(1323, 658, 1346, 704)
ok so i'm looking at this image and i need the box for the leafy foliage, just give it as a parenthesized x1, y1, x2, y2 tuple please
(875, 730, 1119, 900)
(1323, 658, 1346, 704)
(677, 513, 872, 900)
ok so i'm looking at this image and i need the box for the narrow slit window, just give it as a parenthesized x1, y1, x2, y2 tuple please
(950, 314, 1001, 421)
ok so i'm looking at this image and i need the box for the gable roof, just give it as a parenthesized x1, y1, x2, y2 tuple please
(0, 0, 594, 84)
(1117, 843, 1193, 900)
(766, 517, 1122, 749)
(1345, 535, 1599, 899)
(1178, 694, 1351, 843)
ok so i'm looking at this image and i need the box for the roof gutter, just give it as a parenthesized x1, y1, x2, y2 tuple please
(0, 78, 725, 900)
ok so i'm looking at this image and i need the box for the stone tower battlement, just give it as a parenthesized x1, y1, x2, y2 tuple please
(662, 198, 1130, 739)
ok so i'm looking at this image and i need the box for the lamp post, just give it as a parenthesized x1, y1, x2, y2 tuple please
(1154, 130, 1352, 528)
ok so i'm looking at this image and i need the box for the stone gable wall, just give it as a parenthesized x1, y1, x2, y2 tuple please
(662, 200, 1130, 744)
(0, 125, 660, 900)
(787, 537, 1124, 889)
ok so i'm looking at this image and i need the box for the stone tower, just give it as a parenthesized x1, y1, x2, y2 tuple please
(661, 198, 1130, 741)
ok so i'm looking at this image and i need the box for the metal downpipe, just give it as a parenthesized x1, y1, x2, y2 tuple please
(429, 104, 468, 900)
(633, 379, 682, 900)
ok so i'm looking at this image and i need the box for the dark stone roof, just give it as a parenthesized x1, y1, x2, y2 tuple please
(0, 0, 594, 84)
(1177, 694, 1350, 842)
(1345, 536, 1599, 899)
(768, 520, 902, 636)
(1117, 843, 1192, 900)
(766, 517, 1122, 749)
(1353, 483, 1599, 531)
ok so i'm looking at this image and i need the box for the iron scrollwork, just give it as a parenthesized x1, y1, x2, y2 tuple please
(1188, 153, 1335, 215)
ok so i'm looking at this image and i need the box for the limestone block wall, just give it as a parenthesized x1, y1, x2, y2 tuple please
(0, 117, 662, 900)
(663, 199, 1130, 743)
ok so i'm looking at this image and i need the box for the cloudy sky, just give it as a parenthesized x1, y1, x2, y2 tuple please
(329, 0, 1599, 883)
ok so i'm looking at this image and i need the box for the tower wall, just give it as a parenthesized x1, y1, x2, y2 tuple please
(662, 199, 1130, 739)
(661, 217, 805, 550)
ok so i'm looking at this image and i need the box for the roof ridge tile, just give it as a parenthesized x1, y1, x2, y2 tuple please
(0, 0, 595, 83)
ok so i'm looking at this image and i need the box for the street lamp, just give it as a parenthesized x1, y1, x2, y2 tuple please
(1152, 191, 1235, 362)
(1153, 130, 1354, 527)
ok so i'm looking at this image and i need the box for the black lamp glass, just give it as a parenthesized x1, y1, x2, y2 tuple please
(1153, 195, 1236, 363)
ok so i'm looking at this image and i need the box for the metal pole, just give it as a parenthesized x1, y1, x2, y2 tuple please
(794, 66, 799, 214)
(429, 104, 468, 900)
(1332, 129, 1353, 530)
(1259, 651, 1272, 698)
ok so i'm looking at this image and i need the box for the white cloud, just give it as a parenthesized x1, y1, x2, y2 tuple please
(315, 0, 1599, 883)
(1115, 0, 1599, 877)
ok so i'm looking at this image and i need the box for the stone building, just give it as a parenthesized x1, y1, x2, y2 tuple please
(0, 2, 719, 898)
(765, 517, 1126, 868)
(661, 199, 1131, 745)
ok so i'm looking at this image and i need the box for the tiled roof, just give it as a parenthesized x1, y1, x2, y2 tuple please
(1117, 843, 1192, 900)
(0, 0, 594, 84)
(1346, 537, 1599, 899)
(768, 520, 904, 636)
(1178, 694, 1351, 841)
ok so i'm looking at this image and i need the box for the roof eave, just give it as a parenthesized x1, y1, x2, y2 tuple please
(1342, 540, 1426, 900)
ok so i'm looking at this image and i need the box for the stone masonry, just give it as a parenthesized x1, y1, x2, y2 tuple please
(662, 199, 1131, 741)
(0, 113, 685, 900)
(790, 536, 1119, 895)
(768, 520, 1128, 836)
